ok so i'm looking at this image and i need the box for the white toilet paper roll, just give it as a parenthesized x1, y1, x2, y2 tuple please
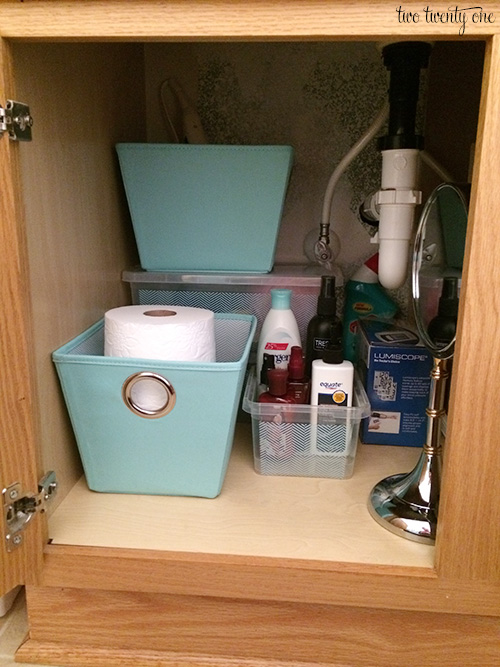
(104, 305, 216, 362)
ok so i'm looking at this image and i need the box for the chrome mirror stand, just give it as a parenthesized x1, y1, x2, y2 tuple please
(368, 357, 448, 544)
(368, 183, 466, 545)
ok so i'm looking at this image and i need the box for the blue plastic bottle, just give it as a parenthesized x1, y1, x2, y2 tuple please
(342, 254, 398, 362)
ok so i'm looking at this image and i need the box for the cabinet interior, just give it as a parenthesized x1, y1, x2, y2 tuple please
(12, 39, 483, 562)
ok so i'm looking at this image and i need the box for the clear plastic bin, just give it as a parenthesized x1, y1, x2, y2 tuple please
(242, 370, 371, 479)
(122, 265, 333, 341)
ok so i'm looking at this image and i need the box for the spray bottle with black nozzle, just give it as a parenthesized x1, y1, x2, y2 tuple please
(427, 276, 459, 347)
(427, 276, 459, 412)
(305, 276, 342, 375)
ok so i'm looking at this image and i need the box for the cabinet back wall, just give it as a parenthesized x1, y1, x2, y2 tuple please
(145, 42, 392, 272)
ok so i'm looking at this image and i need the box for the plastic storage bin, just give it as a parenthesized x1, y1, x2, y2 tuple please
(116, 143, 294, 273)
(242, 370, 371, 479)
(53, 313, 256, 498)
(122, 265, 334, 341)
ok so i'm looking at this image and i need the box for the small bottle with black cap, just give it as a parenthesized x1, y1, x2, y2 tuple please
(310, 346, 354, 408)
(259, 352, 276, 392)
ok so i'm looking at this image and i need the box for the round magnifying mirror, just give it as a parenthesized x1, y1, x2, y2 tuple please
(412, 183, 468, 360)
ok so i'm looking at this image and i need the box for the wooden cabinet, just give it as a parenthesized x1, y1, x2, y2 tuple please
(0, 3, 499, 665)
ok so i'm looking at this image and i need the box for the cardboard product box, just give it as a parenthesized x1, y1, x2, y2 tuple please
(357, 320, 433, 447)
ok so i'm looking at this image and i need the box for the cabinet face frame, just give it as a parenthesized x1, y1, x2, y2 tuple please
(436, 33, 500, 582)
(0, 1, 499, 599)
(0, 37, 45, 596)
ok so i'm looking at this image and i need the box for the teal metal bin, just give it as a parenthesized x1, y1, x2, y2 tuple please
(53, 313, 256, 498)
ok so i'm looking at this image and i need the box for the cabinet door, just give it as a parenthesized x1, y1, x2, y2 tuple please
(0, 37, 46, 596)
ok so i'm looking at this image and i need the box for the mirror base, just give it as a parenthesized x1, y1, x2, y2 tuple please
(368, 451, 439, 544)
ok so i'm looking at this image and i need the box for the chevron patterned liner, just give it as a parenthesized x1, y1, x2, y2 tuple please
(133, 288, 317, 340)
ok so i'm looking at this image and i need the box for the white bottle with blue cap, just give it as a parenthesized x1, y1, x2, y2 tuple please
(256, 289, 301, 380)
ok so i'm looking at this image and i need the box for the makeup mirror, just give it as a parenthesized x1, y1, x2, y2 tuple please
(368, 183, 468, 544)
(412, 183, 467, 359)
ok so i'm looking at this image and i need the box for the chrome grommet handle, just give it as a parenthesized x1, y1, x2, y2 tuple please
(122, 372, 176, 419)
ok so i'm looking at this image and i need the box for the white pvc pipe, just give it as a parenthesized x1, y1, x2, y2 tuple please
(318, 105, 453, 290)
(377, 148, 421, 289)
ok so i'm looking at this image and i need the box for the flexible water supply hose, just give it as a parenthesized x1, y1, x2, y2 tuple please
(420, 150, 455, 183)
(316, 102, 455, 277)
(319, 103, 390, 242)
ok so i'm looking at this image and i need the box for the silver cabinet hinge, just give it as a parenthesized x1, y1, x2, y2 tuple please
(0, 100, 33, 141)
(3, 471, 57, 552)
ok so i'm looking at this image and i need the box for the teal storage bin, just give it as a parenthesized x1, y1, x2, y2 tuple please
(116, 143, 294, 273)
(53, 313, 256, 498)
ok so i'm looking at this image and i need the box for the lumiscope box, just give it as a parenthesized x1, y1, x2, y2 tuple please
(356, 320, 432, 447)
